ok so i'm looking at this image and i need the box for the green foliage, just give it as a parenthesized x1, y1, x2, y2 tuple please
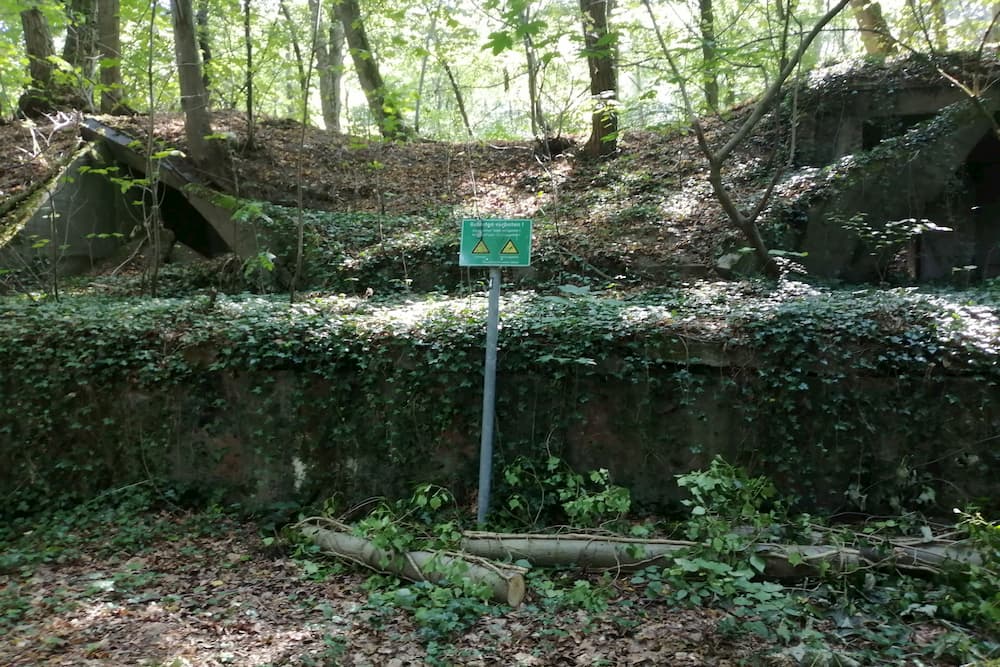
(0, 281, 997, 516)
(631, 459, 1000, 663)
(366, 579, 493, 642)
(310, 485, 498, 643)
(945, 508, 1000, 633)
(498, 455, 630, 528)
(633, 458, 804, 643)
(840, 213, 951, 283)
(526, 568, 615, 614)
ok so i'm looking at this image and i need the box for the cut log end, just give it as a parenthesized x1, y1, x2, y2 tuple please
(505, 574, 526, 607)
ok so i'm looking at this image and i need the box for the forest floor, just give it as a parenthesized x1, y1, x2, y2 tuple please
(0, 106, 774, 283)
(2, 501, 964, 667)
(1, 61, 995, 665)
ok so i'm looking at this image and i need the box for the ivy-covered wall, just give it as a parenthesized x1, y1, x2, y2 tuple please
(1, 281, 998, 513)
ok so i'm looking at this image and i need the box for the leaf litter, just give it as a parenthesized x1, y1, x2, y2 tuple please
(0, 504, 788, 666)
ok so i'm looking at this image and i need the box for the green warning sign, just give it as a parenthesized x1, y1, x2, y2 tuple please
(460, 219, 532, 267)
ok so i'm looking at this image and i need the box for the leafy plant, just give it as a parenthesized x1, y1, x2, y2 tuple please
(639, 458, 805, 643)
(841, 213, 952, 283)
(498, 455, 631, 528)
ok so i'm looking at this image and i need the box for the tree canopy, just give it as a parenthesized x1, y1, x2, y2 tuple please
(1, 0, 995, 141)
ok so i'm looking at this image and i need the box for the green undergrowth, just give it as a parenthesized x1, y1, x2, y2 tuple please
(0, 279, 998, 513)
(294, 456, 999, 665)
(0, 482, 234, 574)
(0, 481, 238, 635)
(0, 455, 997, 664)
(133, 201, 653, 296)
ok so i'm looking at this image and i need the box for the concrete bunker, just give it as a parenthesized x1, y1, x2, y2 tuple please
(789, 60, 1000, 282)
(1, 119, 258, 282)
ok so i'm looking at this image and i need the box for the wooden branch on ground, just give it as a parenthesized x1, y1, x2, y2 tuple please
(460, 531, 982, 580)
(300, 524, 527, 607)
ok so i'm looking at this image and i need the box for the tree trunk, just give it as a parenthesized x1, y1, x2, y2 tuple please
(310, 0, 342, 132)
(849, 0, 896, 56)
(63, 0, 98, 77)
(300, 525, 527, 606)
(169, 0, 233, 188)
(698, 0, 718, 111)
(520, 6, 547, 139)
(989, 4, 1000, 51)
(335, 0, 409, 139)
(580, 0, 618, 157)
(460, 532, 981, 580)
(19, 6, 71, 116)
(413, 10, 438, 135)
(439, 56, 473, 139)
(929, 0, 947, 51)
(327, 17, 345, 133)
(97, 0, 125, 113)
(279, 0, 307, 103)
(244, 0, 255, 147)
(20, 7, 56, 92)
(196, 0, 213, 94)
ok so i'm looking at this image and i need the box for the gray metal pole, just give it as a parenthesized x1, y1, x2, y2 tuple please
(477, 267, 502, 524)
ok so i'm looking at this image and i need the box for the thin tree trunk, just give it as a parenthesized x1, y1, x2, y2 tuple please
(97, 0, 124, 113)
(169, 0, 233, 188)
(521, 6, 546, 138)
(414, 11, 438, 135)
(439, 56, 473, 139)
(929, 0, 947, 51)
(63, 0, 98, 77)
(988, 4, 1000, 50)
(196, 0, 213, 94)
(279, 0, 307, 102)
(335, 0, 409, 139)
(698, 0, 718, 111)
(849, 0, 896, 56)
(145, 0, 162, 296)
(580, 0, 618, 156)
(244, 0, 255, 148)
(327, 17, 344, 133)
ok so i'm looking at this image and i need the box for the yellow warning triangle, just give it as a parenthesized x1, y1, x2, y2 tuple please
(472, 239, 490, 254)
(500, 239, 519, 255)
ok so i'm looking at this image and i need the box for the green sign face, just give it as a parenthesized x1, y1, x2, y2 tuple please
(459, 218, 532, 267)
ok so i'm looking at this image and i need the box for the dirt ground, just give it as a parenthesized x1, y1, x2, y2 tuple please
(1, 509, 778, 667)
(0, 107, 764, 276)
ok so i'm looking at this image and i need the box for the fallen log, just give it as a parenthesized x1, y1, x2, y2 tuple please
(460, 531, 982, 580)
(300, 524, 527, 607)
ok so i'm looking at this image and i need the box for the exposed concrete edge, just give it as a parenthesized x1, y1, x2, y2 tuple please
(79, 118, 262, 259)
(0, 143, 98, 248)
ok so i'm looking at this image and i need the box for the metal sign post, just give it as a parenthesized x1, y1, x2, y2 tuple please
(459, 219, 532, 524)
(477, 266, 501, 524)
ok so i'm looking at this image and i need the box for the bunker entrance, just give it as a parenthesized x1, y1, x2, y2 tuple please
(915, 126, 1000, 281)
(148, 179, 230, 258)
(966, 128, 1000, 278)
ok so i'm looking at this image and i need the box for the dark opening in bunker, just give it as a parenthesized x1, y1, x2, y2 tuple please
(966, 128, 1000, 278)
(861, 113, 936, 150)
(157, 183, 230, 257)
(139, 178, 230, 258)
